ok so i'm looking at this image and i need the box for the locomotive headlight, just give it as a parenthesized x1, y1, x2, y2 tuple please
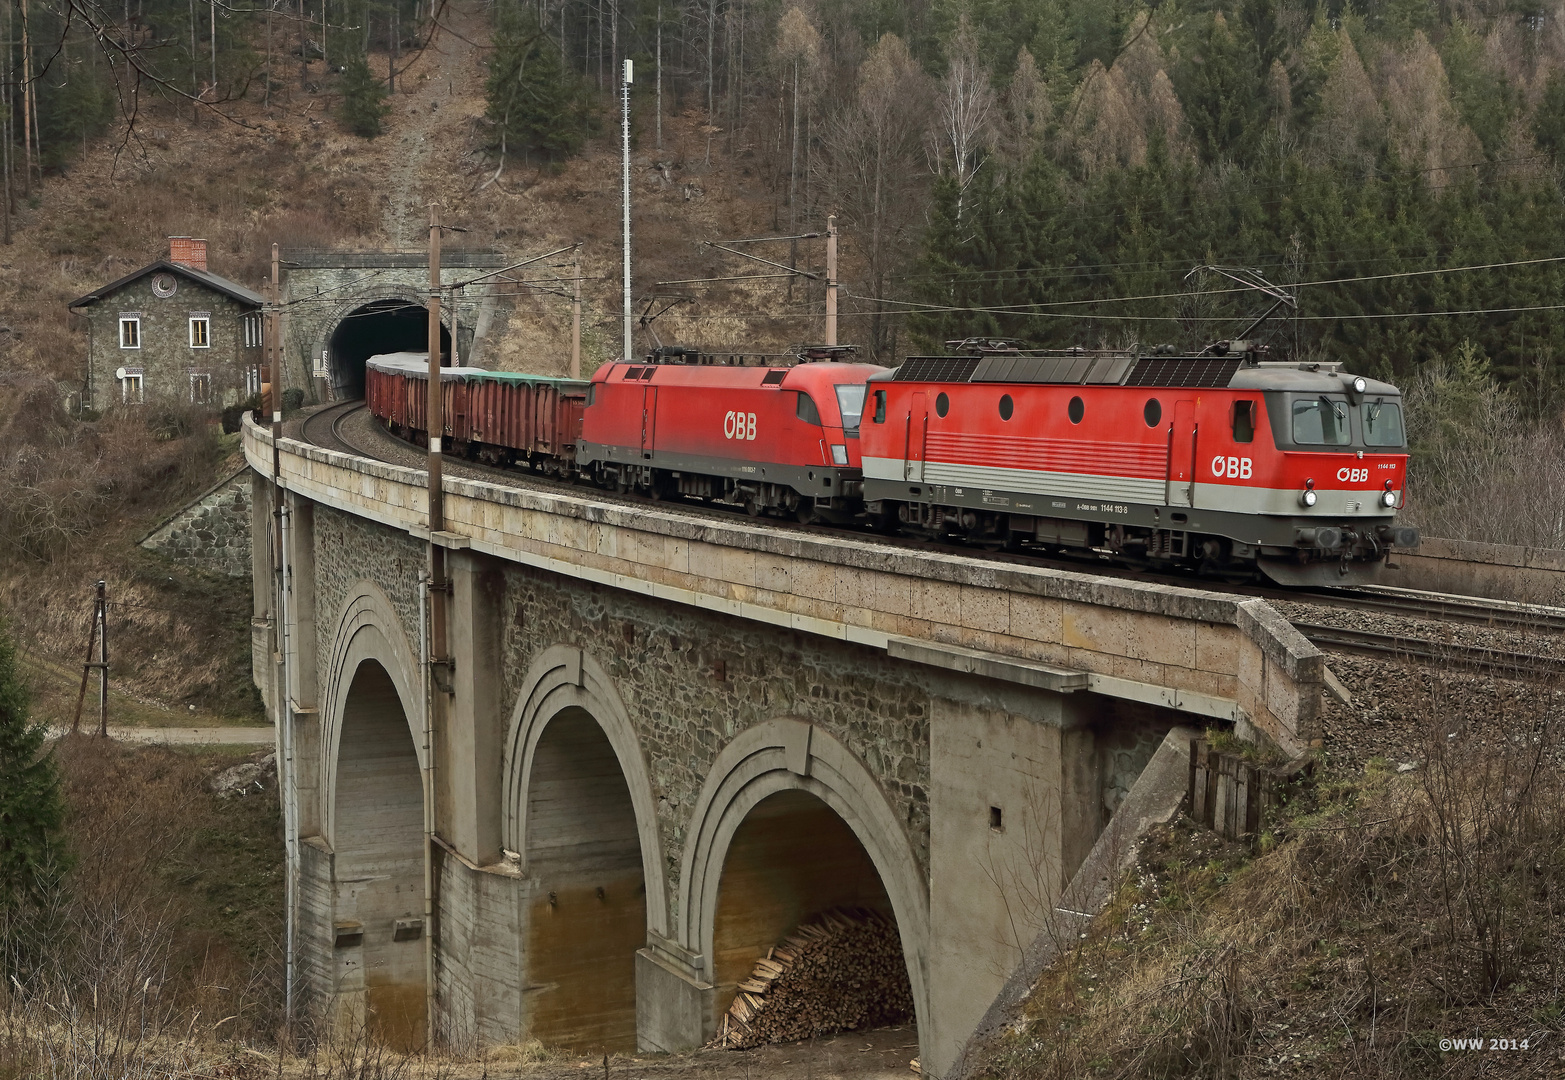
(1381, 489, 1397, 507)
(830, 444, 848, 465)
(1300, 488, 1318, 508)
(1352, 376, 1367, 393)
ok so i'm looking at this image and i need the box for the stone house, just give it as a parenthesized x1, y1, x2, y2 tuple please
(69, 237, 266, 412)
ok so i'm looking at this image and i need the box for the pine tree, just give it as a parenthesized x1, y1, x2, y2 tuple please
(338, 53, 390, 139)
(0, 620, 65, 913)
(485, 7, 597, 165)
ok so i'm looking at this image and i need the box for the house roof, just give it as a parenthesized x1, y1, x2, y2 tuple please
(69, 259, 266, 309)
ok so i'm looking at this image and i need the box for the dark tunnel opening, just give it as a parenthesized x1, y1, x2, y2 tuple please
(329, 300, 452, 400)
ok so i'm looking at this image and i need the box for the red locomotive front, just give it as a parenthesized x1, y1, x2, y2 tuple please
(858, 349, 1416, 584)
(578, 357, 886, 520)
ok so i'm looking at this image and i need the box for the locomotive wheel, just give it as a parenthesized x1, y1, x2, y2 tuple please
(796, 502, 816, 524)
(744, 497, 761, 517)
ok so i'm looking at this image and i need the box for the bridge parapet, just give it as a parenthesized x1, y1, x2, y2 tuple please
(244, 417, 1322, 754)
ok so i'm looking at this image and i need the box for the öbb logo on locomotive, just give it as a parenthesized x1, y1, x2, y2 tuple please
(363, 342, 1419, 589)
(724, 411, 757, 441)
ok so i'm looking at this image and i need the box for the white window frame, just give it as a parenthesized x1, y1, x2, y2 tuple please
(189, 313, 212, 349)
(244, 364, 262, 397)
(243, 312, 263, 348)
(120, 372, 144, 404)
(189, 372, 212, 405)
(119, 315, 141, 349)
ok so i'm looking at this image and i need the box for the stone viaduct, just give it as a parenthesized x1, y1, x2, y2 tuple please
(245, 415, 1323, 1074)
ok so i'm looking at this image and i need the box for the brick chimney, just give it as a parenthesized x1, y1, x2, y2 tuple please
(168, 236, 208, 271)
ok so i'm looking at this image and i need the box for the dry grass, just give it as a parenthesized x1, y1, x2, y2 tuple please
(979, 675, 1565, 1079)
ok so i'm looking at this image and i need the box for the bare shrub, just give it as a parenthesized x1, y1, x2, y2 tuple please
(1, 738, 283, 1078)
(0, 376, 219, 564)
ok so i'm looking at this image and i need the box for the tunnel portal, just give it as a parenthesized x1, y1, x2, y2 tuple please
(328, 300, 451, 400)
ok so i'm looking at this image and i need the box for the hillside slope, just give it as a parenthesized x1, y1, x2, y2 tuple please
(0, 0, 827, 717)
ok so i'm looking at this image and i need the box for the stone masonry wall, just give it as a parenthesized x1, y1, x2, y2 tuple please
(498, 564, 934, 895)
(84, 273, 259, 411)
(140, 468, 253, 576)
(311, 503, 425, 684)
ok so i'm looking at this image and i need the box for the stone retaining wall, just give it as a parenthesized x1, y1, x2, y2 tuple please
(139, 466, 252, 576)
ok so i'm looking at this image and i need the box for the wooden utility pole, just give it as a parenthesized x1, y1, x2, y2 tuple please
(270, 243, 282, 479)
(571, 249, 582, 379)
(423, 200, 447, 1043)
(824, 214, 838, 347)
(426, 203, 444, 542)
(71, 583, 107, 735)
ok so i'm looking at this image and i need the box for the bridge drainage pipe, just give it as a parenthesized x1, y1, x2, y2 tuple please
(278, 496, 298, 1031)
(418, 572, 436, 1041)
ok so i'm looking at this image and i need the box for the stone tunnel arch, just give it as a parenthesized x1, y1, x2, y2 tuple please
(317, 291, 452, 401)
(502, 646, 669, 1051)
(321, 585, 427, 1050)
(678, 720, 931, 1042)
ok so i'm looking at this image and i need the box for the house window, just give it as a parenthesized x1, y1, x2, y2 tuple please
(243, 312, 263, 348)
(189, 314, 211, 348)
(189, 372, 212, 405)
(245, 365, 262, 397)
(119, 316, 141, 349)
(120, 370, 144, 404)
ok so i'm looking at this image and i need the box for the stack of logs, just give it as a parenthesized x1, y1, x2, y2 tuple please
(715, 907, 914, 1049)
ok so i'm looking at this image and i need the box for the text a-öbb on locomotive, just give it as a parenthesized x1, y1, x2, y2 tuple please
(364, 339, 1418, 586)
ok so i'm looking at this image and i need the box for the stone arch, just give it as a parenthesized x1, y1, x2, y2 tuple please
(321, 580, 423, 850)
(501, 645, 670, 939)
(677, 720, 930, 1034)
(311, 287, 458, 400)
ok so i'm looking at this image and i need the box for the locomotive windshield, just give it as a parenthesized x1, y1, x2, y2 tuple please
(835, 384, 868, 430)
(1292, 395, 1351, 446)
(1362, 399, 1404, 446)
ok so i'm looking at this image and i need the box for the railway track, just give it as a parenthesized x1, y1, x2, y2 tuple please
(291, 402, 1565, 683)
(1291, 622, 1561, 680)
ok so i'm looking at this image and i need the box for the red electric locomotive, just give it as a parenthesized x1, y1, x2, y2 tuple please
(857, 345, 1418, 584)
(578, 350, 886, 521)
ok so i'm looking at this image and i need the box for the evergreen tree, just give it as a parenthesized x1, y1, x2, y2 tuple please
(0, 621, 65, 913)
(338, 53, 390, 139)
(484, 7, 597, 164)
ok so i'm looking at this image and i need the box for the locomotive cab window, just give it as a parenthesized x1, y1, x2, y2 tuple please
(872, 389, 886, 424)
(835, 384, 867, 431)
(586, 384, 596, 406)
(1231, 400, 1256, 443)
(1362, 399, 1404, 447)
(1292, 395, 1351, 445)
(796, 391, 822, 425)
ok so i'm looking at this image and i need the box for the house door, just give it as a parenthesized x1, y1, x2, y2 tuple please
(904, 392, 929, 482)
(1167, 399, 1197, 507)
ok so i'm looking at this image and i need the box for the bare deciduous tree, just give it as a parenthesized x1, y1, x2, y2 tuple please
(930, 17, 994, 223)
(828, 32, 931, 360)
